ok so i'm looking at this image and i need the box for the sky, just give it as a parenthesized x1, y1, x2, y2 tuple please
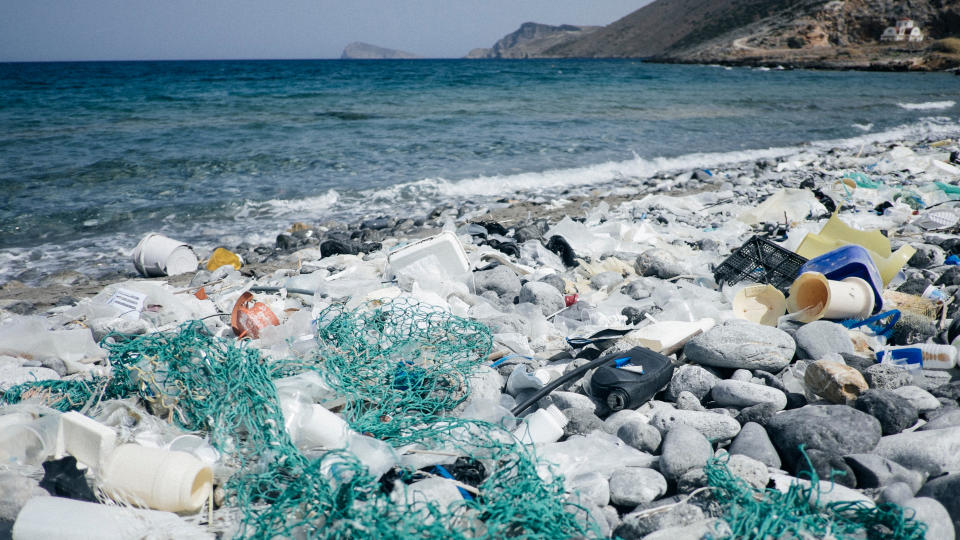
(0, 1, 649, 62)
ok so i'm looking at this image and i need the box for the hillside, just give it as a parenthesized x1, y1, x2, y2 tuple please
(543, 0, 960, 70)
(465, 22, 600, 59)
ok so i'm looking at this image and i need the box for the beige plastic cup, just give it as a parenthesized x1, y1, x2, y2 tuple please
(733, 284, 787, 326)
(786, 272, 875, 323)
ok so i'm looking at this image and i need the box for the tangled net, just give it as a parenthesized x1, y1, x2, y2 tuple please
(2, 299, 595, 539)
(704, 448, 926, 540)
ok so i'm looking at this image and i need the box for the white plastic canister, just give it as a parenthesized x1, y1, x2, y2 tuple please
(513, 405, 568, 445)
(100, 444, 212, 513)
(131, 233, 199, 277)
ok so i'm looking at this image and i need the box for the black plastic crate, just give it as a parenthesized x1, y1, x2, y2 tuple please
(713, 235, 808, 292)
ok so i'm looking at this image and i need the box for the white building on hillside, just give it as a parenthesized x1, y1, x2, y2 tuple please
(881, 18, 924, 42)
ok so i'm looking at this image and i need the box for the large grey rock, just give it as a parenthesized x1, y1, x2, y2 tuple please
(853, 389, 919, 435)
(892, 385, 941, 413)
(794, 321, 854, 360)
(473, 265, 522, 299)
(864, 363, 913, 390)
(609, 467, 667, 507)
(920, 409, 960, 431)
(614, 502, 704, 540)
(659, 424, 712, 480)
(728, 421, 781, 468)
(903, 497, 955, 540)
(665, 364, 719, 401)
(874, 427, 960, 475)
(519, 281, 565, 316)
(843, 454, 925, 492)
(735, 402, 778, 426)
(765, 405, 882, 469)
(711, 380, 787, 411)
(618, 420, 662, 453)
(650, 409, 741, 442)
(551, 391, 600, 414)
(683, 320, 795, 372)
(802, 448, 857, 488)
(568, 472, 610, 507)
(917, 474, 960, 534)
(603, 410, 649, 434)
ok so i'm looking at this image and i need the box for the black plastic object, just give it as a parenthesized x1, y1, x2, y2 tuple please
(713, 235, 808, 293)
(545, 235, 579, 267)
(39, 456, 97, 502)
(590, 347, 675, 412)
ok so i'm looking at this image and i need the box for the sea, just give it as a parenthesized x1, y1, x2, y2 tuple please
(1, 59, 959, 283)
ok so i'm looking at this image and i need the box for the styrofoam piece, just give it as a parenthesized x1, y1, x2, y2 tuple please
(57, 411, 117, 471)
(733, 285, 786, 326)
(624, 318, 716, 355)
(786, 272, 874, 323)
(385, 231, 469, 280)
(131, 232, 199, 277)
(12, 496, 213, 540)
(101, 444, 212, 513)
(514, 405, 568, 445)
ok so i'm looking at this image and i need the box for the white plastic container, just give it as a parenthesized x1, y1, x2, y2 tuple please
(884, 344, 957, 370)
(385, 231, 469, 280)
(100, 444, 212, 513)
(513, 405, 568, 445)
(293, 404, 352, 449)
(131, 233, 199, 277)
(12, 496, 212, 540)
(787, 272, 875, 323)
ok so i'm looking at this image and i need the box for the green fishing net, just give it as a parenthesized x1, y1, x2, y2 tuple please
(2, 299, 595, 539)
(704, 448, 926, 540)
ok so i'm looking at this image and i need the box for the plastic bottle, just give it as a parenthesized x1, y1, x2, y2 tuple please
(882, 344, 957, 370)
(12, 497, 212, 540)
(513, 405, 568, 445)
(100, 444, 213, 513)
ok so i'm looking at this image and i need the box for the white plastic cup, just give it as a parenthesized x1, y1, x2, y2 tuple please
(131, 233, 199, 277)
(787, 272, 875, 323)
(12, 497, 212, 540)
(101, 444, 212, 513)
(513, 405, 568, 445)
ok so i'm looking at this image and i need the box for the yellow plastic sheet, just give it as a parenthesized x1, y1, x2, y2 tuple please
(205, 247, 243, 271)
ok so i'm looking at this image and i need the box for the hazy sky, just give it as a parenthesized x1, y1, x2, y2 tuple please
(1, 1, 649, 62)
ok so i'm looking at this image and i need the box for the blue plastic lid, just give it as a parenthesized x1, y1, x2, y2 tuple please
(799, 245, 883, 315)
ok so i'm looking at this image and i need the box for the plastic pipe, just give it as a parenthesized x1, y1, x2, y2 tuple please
(12, 497, 212, 540)
(787, 272, 875, 323)
(100, 444, 213, 513)
(512, 405, 568, 445)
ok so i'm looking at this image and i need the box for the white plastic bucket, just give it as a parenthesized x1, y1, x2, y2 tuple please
(101, 444, 212, 513)
(787, 272, 875, 323)
(131, 233, 199, 277)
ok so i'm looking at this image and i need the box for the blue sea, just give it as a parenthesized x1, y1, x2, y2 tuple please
(1, 59, 958, 282)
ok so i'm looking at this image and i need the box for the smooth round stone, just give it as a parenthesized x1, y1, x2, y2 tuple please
(683, 320, 795, 372)
(917, 474, 960, 535)
(659, 424, 712, 481)
(603, 410, 649, 435)
(711, 380, 787, 411)
(675, 391, 705, 411)
(844, 454, 925, 492)
(903, 497, 955, 540)
(650, 409, 741, 442)
(728, 422, 781, 468)
(920, 409, 960, 431)
(617, 420, 661, 453)
(615, 503, 704, 540)
(518, 281, 565, 316)
(666, 364, 720, 401)
(875, 427, 960, 476)
(731, 369, 753, 382)
(725, 454, 769, 490)
(892, 385, 942, 413)
(562, 408, 603, 437)
(609, 467, 667, 507)
(794, 320, 854, 360)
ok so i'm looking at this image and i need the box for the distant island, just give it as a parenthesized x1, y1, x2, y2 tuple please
(466, 0, 960, 71)
(341, 42, 421, 60)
